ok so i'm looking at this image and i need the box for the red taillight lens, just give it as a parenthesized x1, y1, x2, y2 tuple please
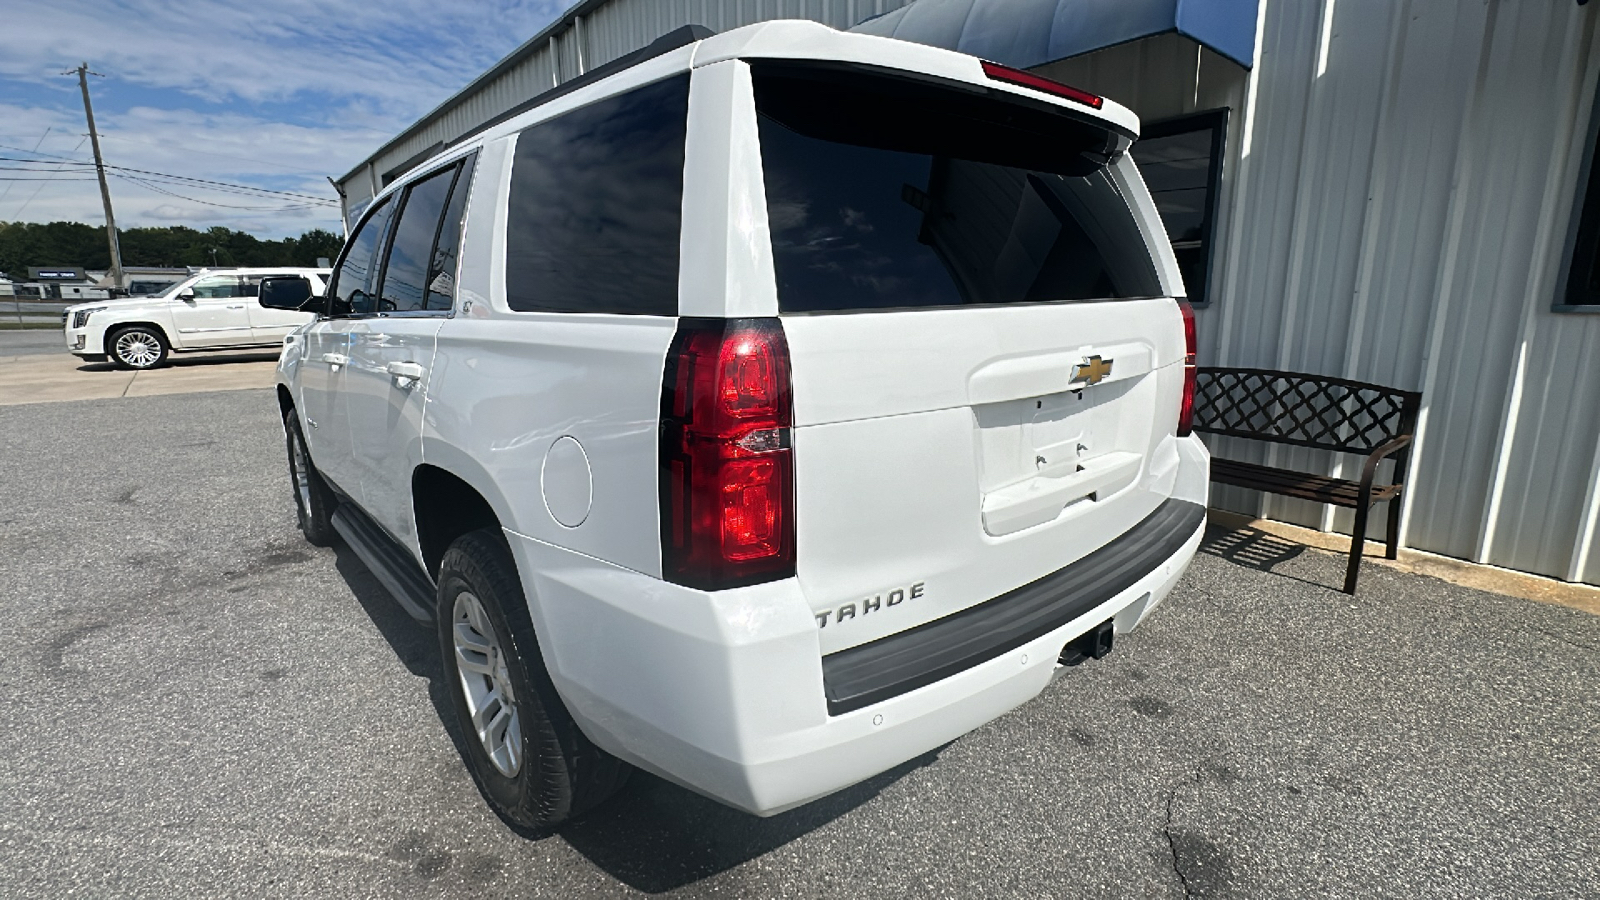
(660, 318, 795, 590)
(980, 61, 1104, 109)
(1177, 299, 1197, 437)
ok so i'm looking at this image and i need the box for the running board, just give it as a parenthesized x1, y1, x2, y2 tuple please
(330, 505, 436, 624)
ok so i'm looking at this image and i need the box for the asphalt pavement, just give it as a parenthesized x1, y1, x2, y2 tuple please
(0, 389, 1595, 898)
(0, 328, 66, 357)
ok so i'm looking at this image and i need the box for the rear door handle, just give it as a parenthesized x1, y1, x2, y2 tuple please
(388, 360, 425, 388)
(226, 304, 245, 309)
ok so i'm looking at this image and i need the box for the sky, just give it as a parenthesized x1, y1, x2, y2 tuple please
(0, 0, 568, 238)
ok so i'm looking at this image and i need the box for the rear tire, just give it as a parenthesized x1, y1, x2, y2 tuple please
(108, 326, 169, 369)
(284, 411, 337, 546)
(436, 529, 629, 831)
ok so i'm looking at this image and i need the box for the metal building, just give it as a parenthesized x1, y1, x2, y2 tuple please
(333, 0, 918, 214)
(336, 0, 1600, 587)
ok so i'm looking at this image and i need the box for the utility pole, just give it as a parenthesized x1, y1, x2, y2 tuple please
(69, 63, 124, 294)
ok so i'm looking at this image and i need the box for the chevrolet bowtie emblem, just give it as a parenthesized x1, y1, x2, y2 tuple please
(1072, 355, 1114, 386)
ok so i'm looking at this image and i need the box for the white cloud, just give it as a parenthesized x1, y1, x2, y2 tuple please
(0, 101, 351, 236)
(0, 0, 570, 236)
(143, 203, 222, 221)
(1, 0, 566, 113)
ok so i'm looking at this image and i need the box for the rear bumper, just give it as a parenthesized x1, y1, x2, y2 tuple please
(822, 499, 1204, 715)
(505, 490, 1206, 816)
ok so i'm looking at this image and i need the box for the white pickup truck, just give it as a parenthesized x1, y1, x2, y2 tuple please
(63, 267, 329, 369)
(272, 20, 1209, 829)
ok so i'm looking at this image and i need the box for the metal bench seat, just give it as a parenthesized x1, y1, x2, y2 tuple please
(1193, 367, 1422, 594)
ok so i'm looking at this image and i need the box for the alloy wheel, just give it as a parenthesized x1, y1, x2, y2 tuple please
(288, 427, 313, 516)
(452, 591, 523, 777)
(115, 331, 161, 368)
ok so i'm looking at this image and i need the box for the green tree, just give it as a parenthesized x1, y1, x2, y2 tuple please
(0, 221, 346, 277)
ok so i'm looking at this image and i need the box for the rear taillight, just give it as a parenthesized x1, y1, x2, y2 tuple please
(1176, 299, 1197, 437)
(980, 61, 1104, 109)
(659, 318, 796, 590)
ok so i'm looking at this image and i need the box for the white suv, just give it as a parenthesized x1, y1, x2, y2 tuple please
(275, 21, 1210, 829)
(63, 266, 330, 369)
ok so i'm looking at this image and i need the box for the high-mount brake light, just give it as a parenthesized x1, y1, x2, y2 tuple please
(659, 318, 796, 590)
(1176, 299, 1198, 437)
(980, 61, 1104, 110)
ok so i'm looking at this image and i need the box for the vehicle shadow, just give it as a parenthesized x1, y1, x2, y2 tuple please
(77, 352, 280, 373)
(329, 541, 931, 893)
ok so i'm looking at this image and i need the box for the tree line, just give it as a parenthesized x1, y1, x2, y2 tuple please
(0, 221, 344, 277)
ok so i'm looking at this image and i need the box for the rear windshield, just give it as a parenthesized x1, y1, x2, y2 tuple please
(753, 62, 1163, 313)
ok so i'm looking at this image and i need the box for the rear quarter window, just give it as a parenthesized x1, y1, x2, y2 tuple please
(505, 75, 689, 316)
(753, 62, 1163, 313)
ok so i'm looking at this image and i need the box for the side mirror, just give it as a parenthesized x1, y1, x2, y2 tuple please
(259, 276, 317, 311)
(177, 289, 196, 302)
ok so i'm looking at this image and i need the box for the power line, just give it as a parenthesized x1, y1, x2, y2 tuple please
(11, 137, 90, 219)
(0, 127, 50, 207)
(113, 172, 332, 211)
(0, 147, 337, 205)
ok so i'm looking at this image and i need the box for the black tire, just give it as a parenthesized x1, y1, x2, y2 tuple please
(284, 411, 337, 546)
(107, 325, 169, 369)
(436, 529, 629, 832)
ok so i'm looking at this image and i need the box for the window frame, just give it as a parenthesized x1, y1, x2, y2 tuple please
(502, 73, 690, 317)
(189, 273, 244, 299)
(324, 194, 395, 319)
(326, 150, 479, 320)
(1554, 80, 1600, 312)
(1133, 107, 1229, 308)
(372, 160, 465, 318)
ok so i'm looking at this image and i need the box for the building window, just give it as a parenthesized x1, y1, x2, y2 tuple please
(1559, 89, 1600, 309)
(1129, 109, 1228, 306)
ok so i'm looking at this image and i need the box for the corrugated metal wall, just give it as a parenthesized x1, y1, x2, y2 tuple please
(337, 0, 914, 206)
(1046, 0, 1600, 585)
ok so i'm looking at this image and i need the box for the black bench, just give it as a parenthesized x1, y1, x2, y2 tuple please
(1191, 367, 1422, 594)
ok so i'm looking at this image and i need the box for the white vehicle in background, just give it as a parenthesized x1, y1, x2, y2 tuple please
(273, 21, 1209, 829)
(63, 267, 330, 369)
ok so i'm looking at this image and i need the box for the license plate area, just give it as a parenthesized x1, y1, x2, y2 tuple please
(973, 376, 1150, 536)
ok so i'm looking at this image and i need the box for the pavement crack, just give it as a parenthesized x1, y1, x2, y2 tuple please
(1163, 768, 1201, 900)
(1525, 626, 1600, 653)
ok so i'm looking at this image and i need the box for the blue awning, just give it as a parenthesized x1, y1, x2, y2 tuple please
(850, 0, 1260, 70)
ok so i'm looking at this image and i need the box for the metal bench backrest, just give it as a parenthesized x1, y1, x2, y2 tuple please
(1192, 367, 1422, 456)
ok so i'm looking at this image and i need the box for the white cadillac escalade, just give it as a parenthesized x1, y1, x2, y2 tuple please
(64, 267, 330, 369)
(272, 21, 1210, 829)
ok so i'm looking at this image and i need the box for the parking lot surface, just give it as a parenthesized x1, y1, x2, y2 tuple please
(1, 389, 1595, 898)
(0, 347, 277, 405)
(0, 328, 65, 358)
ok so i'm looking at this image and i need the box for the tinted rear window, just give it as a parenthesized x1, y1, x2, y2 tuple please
(505, 75, 689, 315)
(753, 63, 1163, 313)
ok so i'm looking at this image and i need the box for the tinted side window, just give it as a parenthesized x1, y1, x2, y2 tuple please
(331, 197, 393, 316)
(505, 75, 688, 315)
(239, 276, 261, 298)
(427, 155, 476, 311)
(377, 164, 459, 313)
(190, 275, 240, 298)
